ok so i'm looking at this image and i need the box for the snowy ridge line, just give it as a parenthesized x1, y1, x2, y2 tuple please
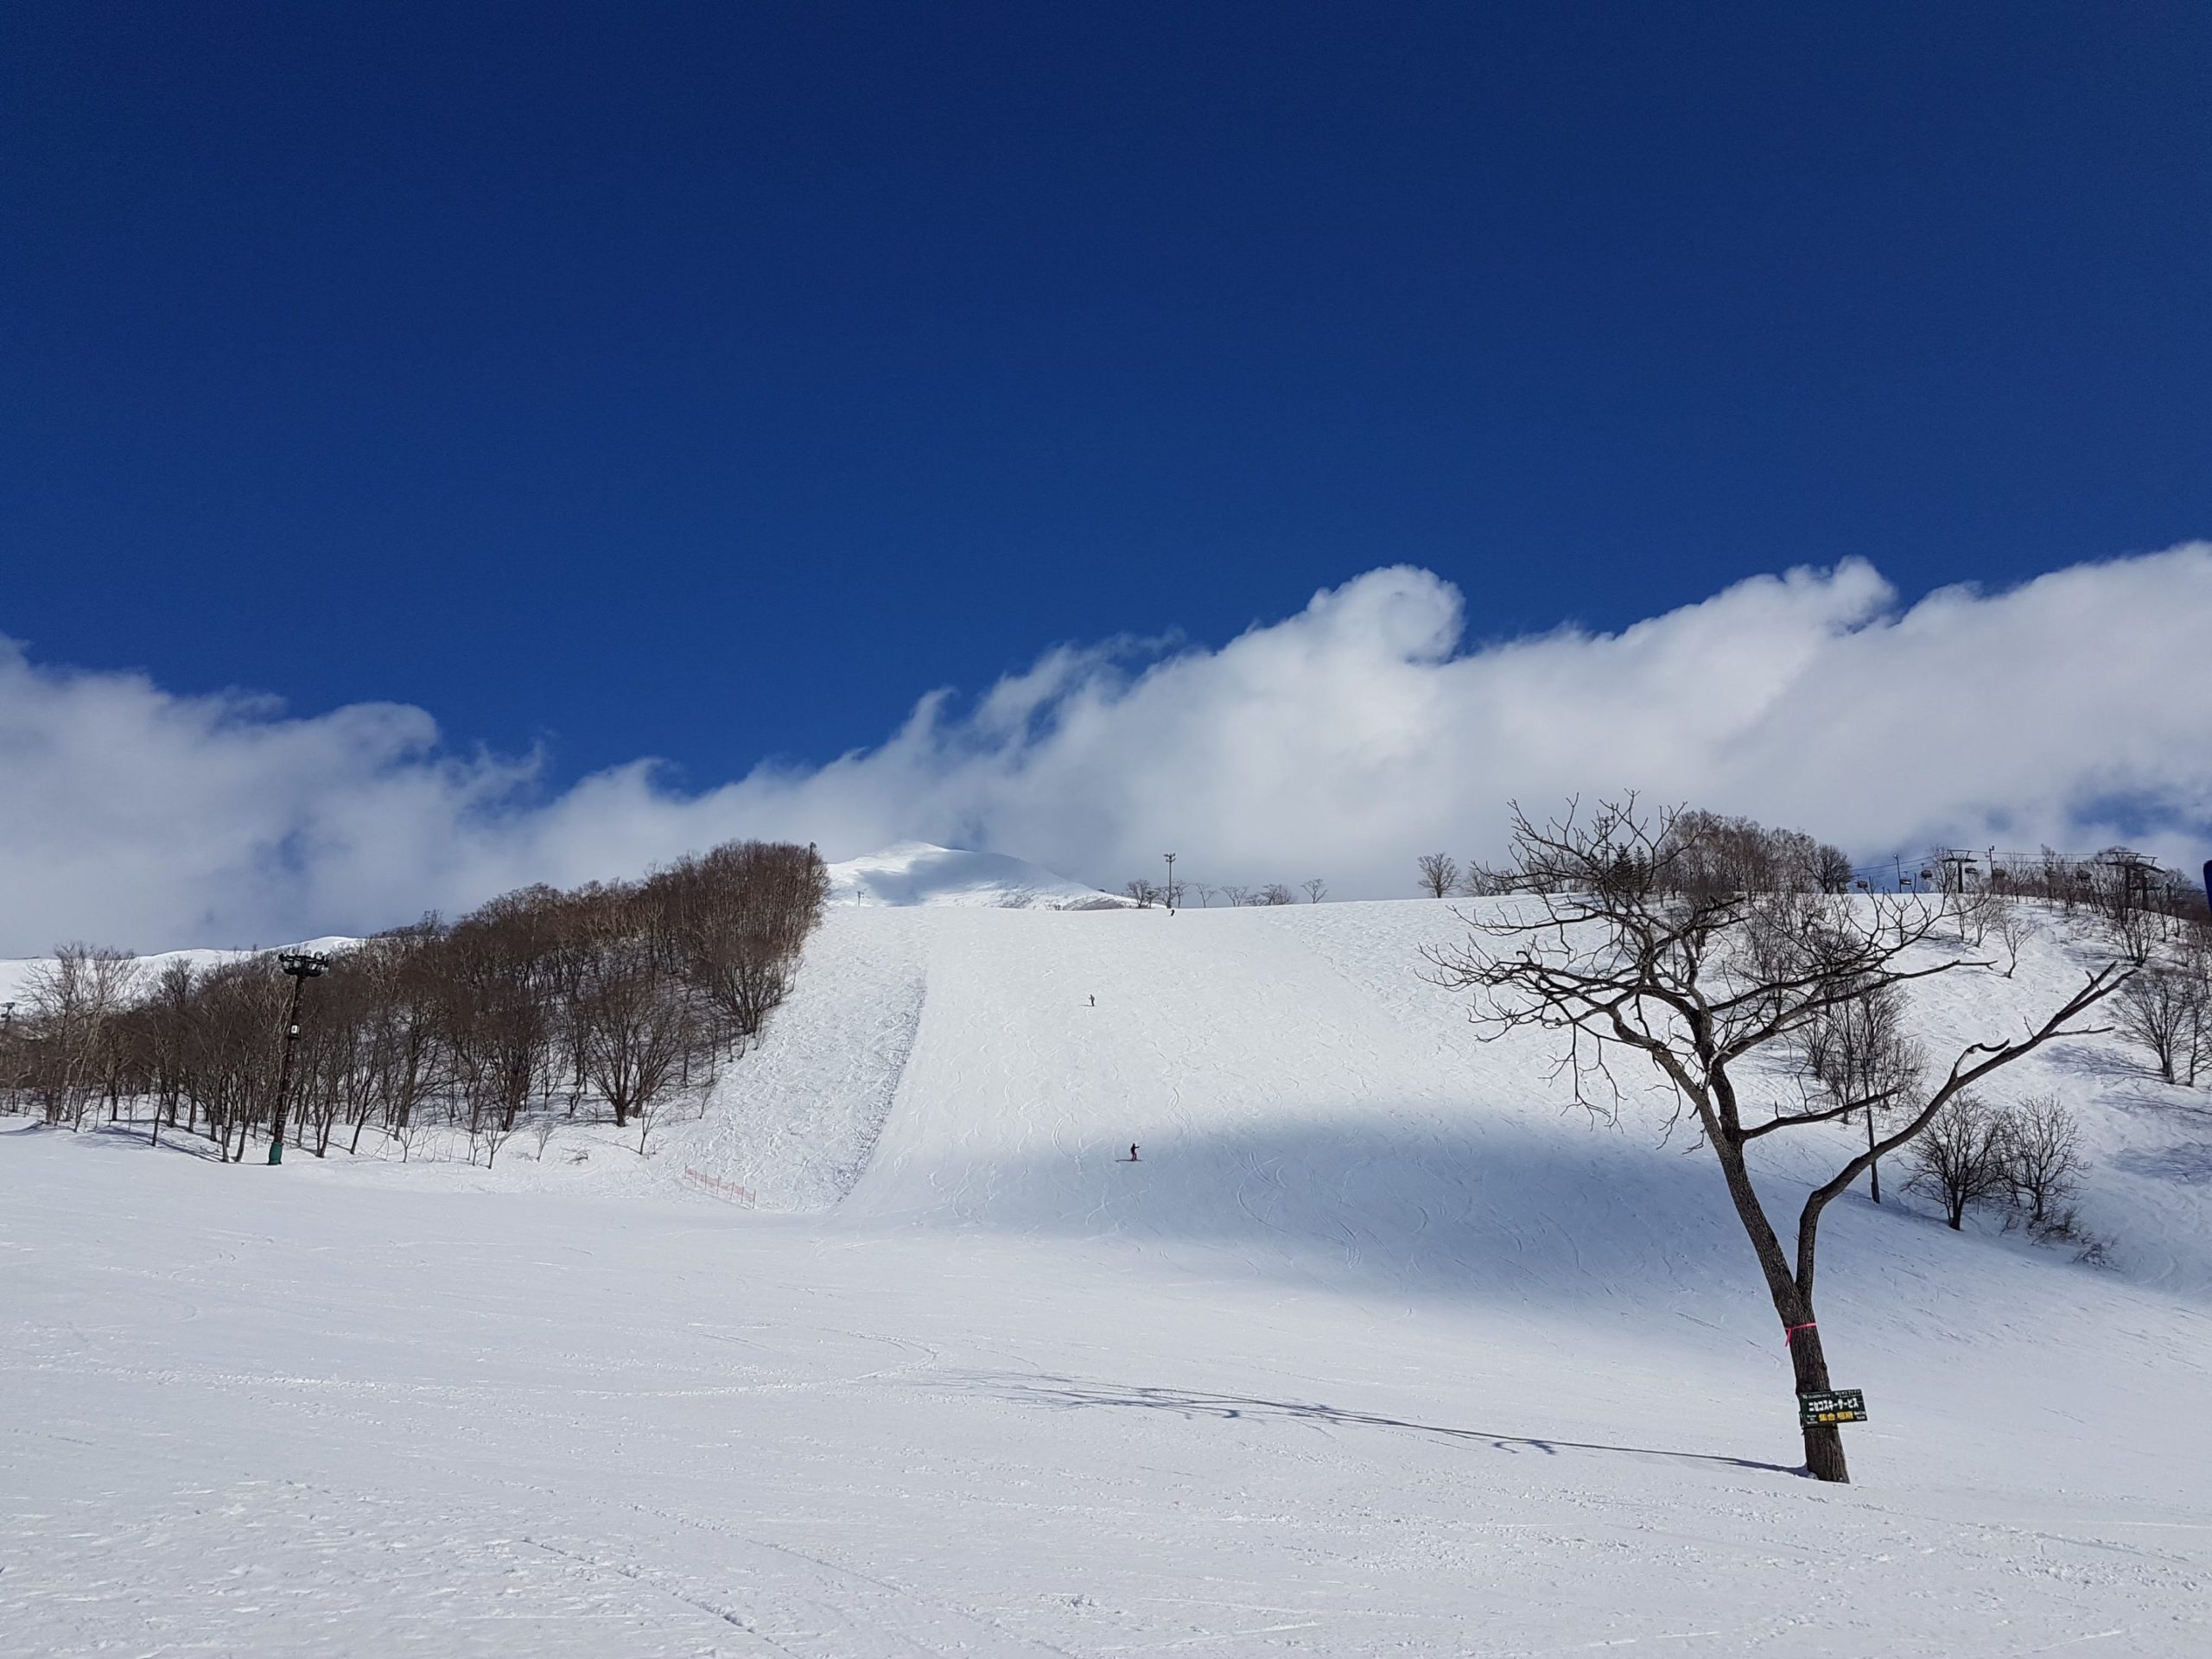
(682, 1167, 757, 1207)
(823, 839, 1129, 910)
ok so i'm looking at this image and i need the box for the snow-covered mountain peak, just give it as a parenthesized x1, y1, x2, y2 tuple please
(823, 841, 1128, 909)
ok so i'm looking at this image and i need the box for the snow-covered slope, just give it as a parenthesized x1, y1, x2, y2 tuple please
(0, 936, 357, 1007)
(824, 839, 1129, 909)
(9, 897, 2212, 1655)
(699, 900, 2212, 1297)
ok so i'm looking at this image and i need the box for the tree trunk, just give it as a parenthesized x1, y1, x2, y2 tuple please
(1707, 1128, 1852, 1483)
(1786, 1325, 1849, 1483)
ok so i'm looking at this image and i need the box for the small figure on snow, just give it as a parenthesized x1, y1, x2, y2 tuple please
(1089, 995, 1096, 1007)
(1128, 1142, 1140, 1162)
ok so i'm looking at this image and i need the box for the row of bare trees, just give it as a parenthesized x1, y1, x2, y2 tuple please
(2113, 937, 2212, 1086)
(1, 840, 828, 1163)
(1421, 813, 1858, 902)
(1957, 854, 2211, 1084)
(1428, 821, 2210, 1088)
(1906, 1092, 2091, 1246)
(1937, 851, 2212, 1084)
(1980, 845, 2202, 924)
(1124, 878, 1326, 908)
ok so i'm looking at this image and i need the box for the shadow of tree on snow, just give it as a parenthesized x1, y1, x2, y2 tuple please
(2111, 1143, 2212, 1186)
(1, 1116, 230, 1160)
(960, 1370, 1799, 1478)
(2044, 1039, 2167, 1084)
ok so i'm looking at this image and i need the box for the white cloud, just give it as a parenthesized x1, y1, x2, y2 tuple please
(3, 545, 2209, 952)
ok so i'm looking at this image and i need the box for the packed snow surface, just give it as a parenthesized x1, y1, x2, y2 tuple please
(8, 898, 2212, 1656)
(824, 840, 1128, 909)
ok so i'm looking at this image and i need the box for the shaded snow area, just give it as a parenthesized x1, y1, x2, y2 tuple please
(9, 899, 2212, 1656)
(825, 840, 1130, 909)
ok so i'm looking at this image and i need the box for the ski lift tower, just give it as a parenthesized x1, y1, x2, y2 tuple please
(1933, 850, 1980, 894)
(2097, 849, 2162, 911)
(266, 950, 331, 1165)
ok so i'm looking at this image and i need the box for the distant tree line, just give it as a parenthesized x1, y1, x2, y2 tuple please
(1, 841, 829, 1163)
(1421, 810, 1855, 901)
(1123, 877, 1325, 909)
(1421, 821, 2211, 1093)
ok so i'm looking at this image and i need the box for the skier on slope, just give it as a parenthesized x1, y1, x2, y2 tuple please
(1129, 1143, 1140, 1162)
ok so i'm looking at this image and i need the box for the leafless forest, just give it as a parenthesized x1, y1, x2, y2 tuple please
(2, 840, 828, 1163)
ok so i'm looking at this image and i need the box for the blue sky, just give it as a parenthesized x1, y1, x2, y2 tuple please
(6, 2, 2206, 796)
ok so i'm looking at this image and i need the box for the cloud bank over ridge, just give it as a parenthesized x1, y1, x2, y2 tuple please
(3, 546, 2207, 953)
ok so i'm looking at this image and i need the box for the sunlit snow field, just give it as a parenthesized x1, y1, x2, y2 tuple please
(7, 898, 2212, 1656)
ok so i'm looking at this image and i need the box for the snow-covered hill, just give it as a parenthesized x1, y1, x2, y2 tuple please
(8, 896, 2212, 1655)
(0, 935, 358, 1008)
(824, 839, 1129, 909)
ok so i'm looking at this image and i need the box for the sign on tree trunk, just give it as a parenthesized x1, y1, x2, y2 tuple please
(1799, 1389, 1868, 1426)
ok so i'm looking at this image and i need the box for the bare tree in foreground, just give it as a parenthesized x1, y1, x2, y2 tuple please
(1423, 798, 2129, 1484)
